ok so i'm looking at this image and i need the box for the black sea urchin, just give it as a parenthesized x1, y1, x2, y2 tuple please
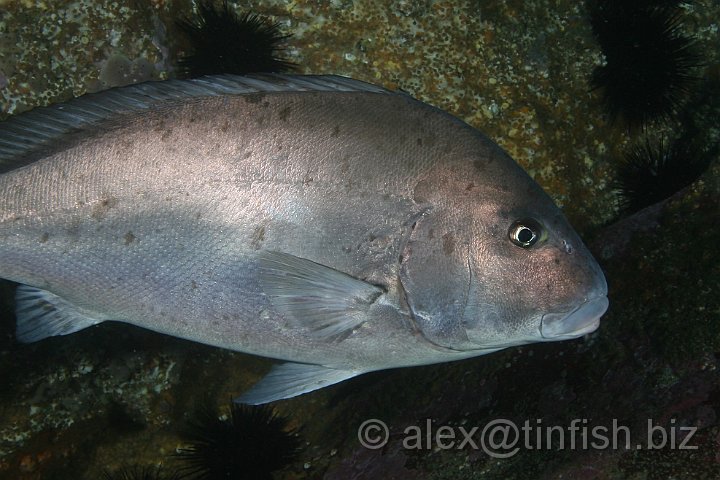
(588, 0, 701, 128)
(102, 466, 182, 480)
(615, 136, 715, 213)
(176, 403, 301, 480)
(176, 0, 293, 78)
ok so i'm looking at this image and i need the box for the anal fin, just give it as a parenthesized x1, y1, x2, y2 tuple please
(234, 362, 359, 404)
(15, 285, 105, 343)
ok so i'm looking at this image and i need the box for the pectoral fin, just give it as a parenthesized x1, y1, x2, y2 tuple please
(258, 251, 383, 339)
(235, 362, 359, 404)
(14, 285, 104, 343)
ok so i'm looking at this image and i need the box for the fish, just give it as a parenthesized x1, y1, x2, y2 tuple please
(0, 75, 608, 404)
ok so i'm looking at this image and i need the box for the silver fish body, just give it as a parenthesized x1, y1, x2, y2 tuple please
(0, 75, 608, 403)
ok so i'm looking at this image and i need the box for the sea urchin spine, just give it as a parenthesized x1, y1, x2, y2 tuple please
(588, 0, 701, 128)
(176, 0, 294, 78)
(176, 402, 301, 480)
(614, 135, 715, 213)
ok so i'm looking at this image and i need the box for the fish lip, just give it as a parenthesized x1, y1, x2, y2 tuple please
(540, 296, 609, 339)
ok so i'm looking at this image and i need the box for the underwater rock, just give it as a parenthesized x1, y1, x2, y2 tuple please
(89, 53, 162, 91)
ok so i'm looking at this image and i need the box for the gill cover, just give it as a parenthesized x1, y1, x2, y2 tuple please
(399, 209, 474, 349)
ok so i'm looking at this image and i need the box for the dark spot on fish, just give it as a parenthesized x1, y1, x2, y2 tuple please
(466, 182, 475, 191)
(278, 106, 292, 122)
(39, 232, 49, 243)
(124, 232, 136, 245)
(428, 228, 434, 240)
(191, 280, 198, 290)
(331, 125, 340, 137)
(220, 120, 230, 132)
(161, 129, 173, 141)
(118, 138, 134, 152)
(554, 258, 561, 265)
(442, 233, 455, 255)
(195, 212, 202, 219)
(92, 197, 118, 220)
(412, 178, 433, 203)
(416, 138, 423, 146)
(250, 225, 266, 250)
(244, 93, 266, 104)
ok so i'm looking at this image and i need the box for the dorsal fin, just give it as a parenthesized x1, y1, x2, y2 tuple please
(0, 74, 391, 172)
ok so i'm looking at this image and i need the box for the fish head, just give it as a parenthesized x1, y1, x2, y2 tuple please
(401, 141, 608, 354)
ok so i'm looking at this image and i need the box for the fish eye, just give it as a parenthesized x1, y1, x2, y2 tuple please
(508, 218, 546, 248)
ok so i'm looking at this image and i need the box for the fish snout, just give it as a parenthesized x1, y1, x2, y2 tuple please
(540, 296, 609, 339)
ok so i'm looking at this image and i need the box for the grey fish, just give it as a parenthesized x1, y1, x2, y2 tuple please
(0, 75, 608, 404)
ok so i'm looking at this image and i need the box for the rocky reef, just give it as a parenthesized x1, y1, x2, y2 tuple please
(0, 0, 718, 478)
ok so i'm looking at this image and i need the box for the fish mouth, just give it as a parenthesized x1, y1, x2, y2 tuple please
(540, 296, 609, 339)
